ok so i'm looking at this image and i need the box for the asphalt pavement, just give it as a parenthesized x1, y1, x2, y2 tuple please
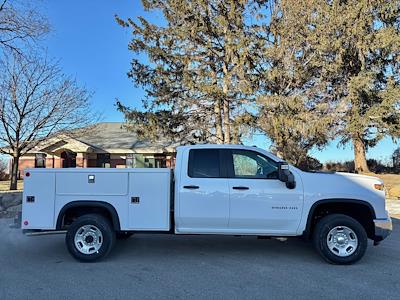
(0, 218, 399, 300)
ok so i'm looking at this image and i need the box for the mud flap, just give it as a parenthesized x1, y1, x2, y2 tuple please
(9, 212, 21, 229)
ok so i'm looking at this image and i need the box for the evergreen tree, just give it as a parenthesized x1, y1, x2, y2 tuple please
(257, 0, 400, 172)
(116, 0, 261, 144)
(118, 0, 400, 172)
(325, 0, 400, 173)
(256, 0, 335, 166)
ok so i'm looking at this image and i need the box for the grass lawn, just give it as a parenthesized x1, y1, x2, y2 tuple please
(0, 180, 23, 192)
(374, 174, 400, 200)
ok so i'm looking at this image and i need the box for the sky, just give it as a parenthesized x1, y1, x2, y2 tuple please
(37, 0, 399, 164)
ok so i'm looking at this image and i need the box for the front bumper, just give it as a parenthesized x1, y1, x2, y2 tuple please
(373, 217, 392, 243)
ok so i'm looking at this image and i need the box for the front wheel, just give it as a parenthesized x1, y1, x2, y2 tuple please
(66, 214, 116, 262)
(313, 214, 367, 265)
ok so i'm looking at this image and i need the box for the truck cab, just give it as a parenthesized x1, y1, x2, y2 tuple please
(20, 144, 392, 264)
(174, 145, 302, 235)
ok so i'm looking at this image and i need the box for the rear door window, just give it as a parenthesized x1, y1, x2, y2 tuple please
(188, 149, 221, 178)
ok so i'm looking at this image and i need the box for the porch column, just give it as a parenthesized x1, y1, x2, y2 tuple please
(76, 153, 86, 168)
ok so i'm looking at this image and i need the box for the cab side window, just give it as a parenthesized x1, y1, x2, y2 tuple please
(231, 150, 278, 179)
(233, 154, 258, 176)
(188, 149, 221, 178)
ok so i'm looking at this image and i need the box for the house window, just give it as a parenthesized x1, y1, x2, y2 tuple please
(155, 156, 167, 168)
(126, 154, 135, 168)
(35, 153, 46, 168)
(96, 153, 110, 168)
(144, 157, 154, 168)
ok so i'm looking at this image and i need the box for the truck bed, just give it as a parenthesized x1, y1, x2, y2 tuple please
(22, 168, 171, 231)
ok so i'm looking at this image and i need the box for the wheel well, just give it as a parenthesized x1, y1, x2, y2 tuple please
(57, 201, 120, 231)
(305, 200, 375, 239)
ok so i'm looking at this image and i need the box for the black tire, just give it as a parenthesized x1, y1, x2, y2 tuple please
(116, 231, 134, 240)
(66, 214, 116, 262)
(312, 214, 368, 265)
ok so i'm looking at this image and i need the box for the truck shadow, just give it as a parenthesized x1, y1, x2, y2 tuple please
(110, 234, 319, 263)
(109, 217, 398, 264)
(0, 217, 397, 266)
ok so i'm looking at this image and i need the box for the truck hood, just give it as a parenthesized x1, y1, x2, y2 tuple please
(298, 170, 384, 201)
(335, 172, 382, 183)
(296, 169, 388, 220)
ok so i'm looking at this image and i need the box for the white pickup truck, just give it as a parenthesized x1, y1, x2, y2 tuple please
(19, 144, 392, 264)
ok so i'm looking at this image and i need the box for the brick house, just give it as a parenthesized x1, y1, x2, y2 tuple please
(12, 122, 177, 178)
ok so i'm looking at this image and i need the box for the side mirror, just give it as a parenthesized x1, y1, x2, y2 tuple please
(278, 162, 296, 189)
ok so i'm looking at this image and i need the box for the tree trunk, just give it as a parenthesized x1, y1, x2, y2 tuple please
(10, 155, 20, 190)
(222, 60, 231, 144)
(214, 98, 224, 144)
(232, 123, 239, 144)
(210, 62, 224, 144)
(223, 98, 230, 144)
(352, 135, 369, 173)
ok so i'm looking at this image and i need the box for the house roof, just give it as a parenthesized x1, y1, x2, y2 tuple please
(4, 122, 178, 156)
(75, 122, 176, 152)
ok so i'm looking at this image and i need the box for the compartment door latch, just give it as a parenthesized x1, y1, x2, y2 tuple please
(88, 175, 95, 183)
(131, 197, 140, 204)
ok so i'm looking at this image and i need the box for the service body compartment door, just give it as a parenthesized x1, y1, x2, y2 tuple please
(56, 172, 128, 196)
(128, 170, 170, 230)
(22, 171, 55, 229)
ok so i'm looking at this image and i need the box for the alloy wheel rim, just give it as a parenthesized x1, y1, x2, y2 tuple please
(326, 226, 358, 257)
(74, 225, 103, 255)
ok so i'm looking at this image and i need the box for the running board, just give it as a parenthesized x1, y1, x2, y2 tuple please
(23, 230, 67, 236)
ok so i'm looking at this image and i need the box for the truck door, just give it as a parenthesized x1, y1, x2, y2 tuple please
(176, 149, 230, 233)
(226, 149, 303, 234)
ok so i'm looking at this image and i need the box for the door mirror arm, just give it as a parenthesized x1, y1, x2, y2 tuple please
(278, 162, 296, 189)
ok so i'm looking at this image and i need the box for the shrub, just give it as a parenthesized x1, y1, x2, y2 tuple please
(325, 160, 355, 173)
(0, 159, 9, 181)
(296, 156, 323, 171)
(393, 148, 400, 173)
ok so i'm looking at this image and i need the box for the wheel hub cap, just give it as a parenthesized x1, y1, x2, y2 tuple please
(336, 235, 346, 245)
(326, 226, 358, 257)
(74, 225, 103, 255)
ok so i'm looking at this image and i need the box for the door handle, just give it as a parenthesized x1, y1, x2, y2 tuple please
(183, 185, 199, 189)
(232, 186, 249, 190)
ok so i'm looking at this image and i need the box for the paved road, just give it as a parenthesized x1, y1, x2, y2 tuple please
(0, 218, 399, 300)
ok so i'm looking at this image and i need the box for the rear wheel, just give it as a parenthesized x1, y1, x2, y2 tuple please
(66, 214, 116, 262)
(313, 214, 367, 264)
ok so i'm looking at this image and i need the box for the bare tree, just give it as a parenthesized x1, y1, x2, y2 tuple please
(0, 0, 49, 54)
(0, 52, 93, 190)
